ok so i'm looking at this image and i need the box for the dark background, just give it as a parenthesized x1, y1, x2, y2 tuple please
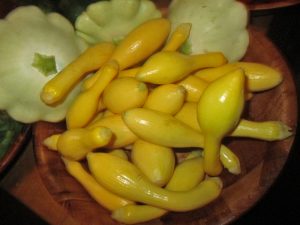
(233, 5, 300, 225)
(0, 3, 300, 225)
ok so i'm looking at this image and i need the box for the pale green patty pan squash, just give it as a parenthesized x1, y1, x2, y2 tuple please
(0, 5, 88, 123)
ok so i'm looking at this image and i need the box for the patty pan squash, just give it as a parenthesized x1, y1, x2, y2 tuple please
(168, 0, 249, 62)
(75, 0, 162, 44)
(0, 6, 87, 123)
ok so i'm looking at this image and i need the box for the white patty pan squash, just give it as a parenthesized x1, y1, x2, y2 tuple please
(0, 6, 87, 123)
(168, 0, 249, 62)
(75, 0, 162, 44)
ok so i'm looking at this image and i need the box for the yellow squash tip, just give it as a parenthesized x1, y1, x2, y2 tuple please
(97, 126, 113, 139)
(43, 134, 60, 151)
(228, 166, 241, 175)
(40, 87, 59, 105)
(208, 177, 223, 189)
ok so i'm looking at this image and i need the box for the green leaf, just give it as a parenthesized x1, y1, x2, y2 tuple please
(0, 111, 23, 158)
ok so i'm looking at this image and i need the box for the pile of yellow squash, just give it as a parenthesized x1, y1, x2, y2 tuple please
(41, 18, 292, 224)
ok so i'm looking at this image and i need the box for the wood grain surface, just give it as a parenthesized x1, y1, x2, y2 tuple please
(33, 27, 298, 225)
(243, 0, 300, 11)
(0, 141, 81, 225)
(156, 0, 300, 11)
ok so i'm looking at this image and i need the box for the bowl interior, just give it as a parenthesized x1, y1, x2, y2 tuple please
(33, 27, 297, 225)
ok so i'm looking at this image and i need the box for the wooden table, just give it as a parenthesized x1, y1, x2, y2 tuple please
(0, 140, 80, 225)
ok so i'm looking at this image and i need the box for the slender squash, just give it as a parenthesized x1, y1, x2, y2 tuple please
(230, 120, 293, 141)
(87, 153, 222, 212)
(118, 67, 141, 78)
(102, 77, 148, 113)
(177, 75, 209, 102)
(174, 102, 200, 131)
(110, 18, 171, 70)
(111, 154, 205, 224)
(131, 139, 175, 186)
(219, 145, 241, 175)
(112, 204, 167, 224)
(175, 102, 292, 141)
(122, 108, 205, 148)
(66, 60, 119, 129)
(122, 107, 240, 174)
(82, 18, 171, 89)
(162, 23, 192, 51)
(136, 51, 227, 84)
(43, 126, 112, 160)
(115, 22, 191, 80)
(143, 84, 186, 115)
(108, 149, 129, 160)
(166, 155, 205, 191)
(62, 157, 134, 211)
(41, 42, 115, 105)
(197, 69, 245, 176)
(87, 114, 137, 149)
(194, 62, 283, 92)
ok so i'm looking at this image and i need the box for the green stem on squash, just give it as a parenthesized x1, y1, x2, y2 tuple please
(32, 52, 57, 76)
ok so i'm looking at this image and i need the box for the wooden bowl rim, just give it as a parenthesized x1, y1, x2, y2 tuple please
(33, 26, 298, 225)
(246, 0, 300, 11)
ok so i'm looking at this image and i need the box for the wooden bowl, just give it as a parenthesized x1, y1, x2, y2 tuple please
(241, 0, 300, 11)
(32, 23, 298, 225)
